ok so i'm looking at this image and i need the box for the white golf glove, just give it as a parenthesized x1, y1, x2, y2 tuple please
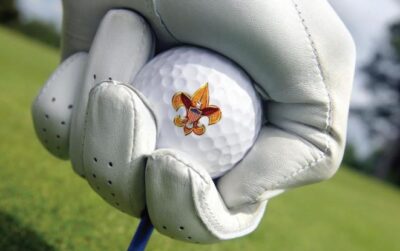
(32, 0, 355, 243)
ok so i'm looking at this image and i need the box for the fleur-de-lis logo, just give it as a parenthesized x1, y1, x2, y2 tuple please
(172, 83, 222, 136)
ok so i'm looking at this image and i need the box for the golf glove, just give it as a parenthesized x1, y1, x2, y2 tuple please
(32, 0, 355, 243)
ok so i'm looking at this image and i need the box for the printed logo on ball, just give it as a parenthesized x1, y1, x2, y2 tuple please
(172, 83, 222, 136)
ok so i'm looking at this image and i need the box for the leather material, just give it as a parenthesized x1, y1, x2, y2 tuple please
(83, 81, 156, 217)
(32, 52, 87, 159)
(217, 0, 356, 207)
(146, 149, 267, 243)
(61, 0, 175, 59)
(32, 0, 356, 244)
(69, 9, 154, 177)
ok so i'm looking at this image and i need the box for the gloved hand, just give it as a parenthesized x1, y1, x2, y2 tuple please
(32, 0, 355, 243)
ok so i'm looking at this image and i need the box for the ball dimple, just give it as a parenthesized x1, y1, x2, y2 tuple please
(198, 138, 213, 151)
(161, 75, 174, 88)
(219, 154, 232, 166)
(173, 77, 186, 90)
(159, 63, 173, 76)
(171, 66, 182, 77)
(213, 136, 228, 149)
(182, 65, 198, 79)
(206, 150, 219, 162)
(133, 46, 262, 178)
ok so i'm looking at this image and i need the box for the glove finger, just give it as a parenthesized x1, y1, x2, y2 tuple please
(146, 149, 266, 243)
(32, 52, 87, 159)
(83, 81, 156, 217)
(61, 1, 176, 59)
(69, 9, 154, 176)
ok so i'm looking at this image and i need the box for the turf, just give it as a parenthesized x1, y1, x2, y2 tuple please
(0, 26, 399, 251)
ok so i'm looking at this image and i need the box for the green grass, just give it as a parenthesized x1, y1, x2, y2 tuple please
(1, 26, 400, 251)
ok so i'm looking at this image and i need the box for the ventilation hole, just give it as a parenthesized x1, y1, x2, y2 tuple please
(111, 193, 115, 197)
(93, 157, 97, 162)
(45, 114, 49, 119)
(179, 226, 184, 231)
(108, 77, 112, 81)
(56, 135, 60, 139)
(187, 236, 192, 240)
(42, 128, 47, 132)
(115, 202, 119, 206)
(162, 226, 167, 230)
(61, 121, 66, 125)
(93, 74, 96, 79)
(92, 173, 96, 178)
(108, 162, 113, 167)
(96, 186, 100, 190)
(68, 104, 73, 109)
(51, 97, 56, 102)
(108, 180, 112, 185)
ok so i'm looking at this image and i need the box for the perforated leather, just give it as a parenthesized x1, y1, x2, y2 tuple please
(32, 52, 87, 159)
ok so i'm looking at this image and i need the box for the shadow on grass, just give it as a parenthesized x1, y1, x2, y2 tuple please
(0, 211, 54, 251)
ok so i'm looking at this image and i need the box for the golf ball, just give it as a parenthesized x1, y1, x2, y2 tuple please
(133, 46, 262, 178)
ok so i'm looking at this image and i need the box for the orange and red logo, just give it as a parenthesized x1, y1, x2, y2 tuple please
(172, 83, 222, 136)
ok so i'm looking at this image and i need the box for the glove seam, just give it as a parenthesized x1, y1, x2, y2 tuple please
(292, 0, 331, 153)
(194, 172, 267, 238)
(152, 152, 210, 184)
(264, 1, 332, 191)
(192, 173, 226, 236)
(294, 0, 332, 151)
(152, 0, 180, 43)
(125, 85, 139, 213)
(121, 84, 159, 134)
(153, 152, 257, 237)
(153, 153, 223, 236)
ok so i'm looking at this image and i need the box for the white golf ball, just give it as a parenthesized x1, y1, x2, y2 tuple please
(134, 46, 262, 178)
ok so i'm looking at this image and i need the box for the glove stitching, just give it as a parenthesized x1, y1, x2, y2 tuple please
(197, 178, 263, 237)
(180, 158, 222, 233)
(152, 152, 263, 238)
(198, 187, 234, 235)
(127, 86, 139, 214)
(151, 153, 222, 230)
(169, 154, 226, 235)
(153, 153, 240, 236)
(152, 152, 210, 184)
(263, 1, 333, 191)
(127, 89, 138, 163)
(292, 0, 332, 154)
(121, 84, 159, 132)
(152, 0, 180, 43)
(193, 174, 227, 235)
(269, 122, 326, 156)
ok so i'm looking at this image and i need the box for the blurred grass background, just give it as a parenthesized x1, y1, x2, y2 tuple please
(1, 26, 400, 251)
